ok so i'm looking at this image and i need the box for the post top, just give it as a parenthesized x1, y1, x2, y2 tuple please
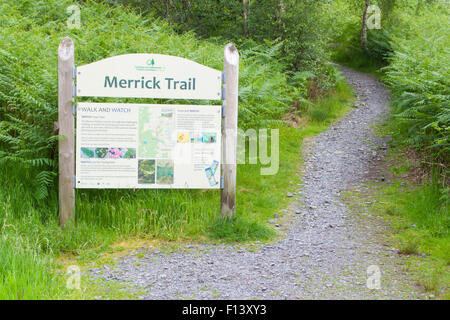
(224, 43, 239, 66)
(58, 37, 74, 61)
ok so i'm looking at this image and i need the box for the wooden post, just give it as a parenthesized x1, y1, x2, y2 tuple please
(221, 44, 239, 217)
(58, 37, 75, 227)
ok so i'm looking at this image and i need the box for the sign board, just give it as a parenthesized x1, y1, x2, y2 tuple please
(76, 54, 222, 100)
(75, 102, 221, 189)
(57, 38, 238, 226)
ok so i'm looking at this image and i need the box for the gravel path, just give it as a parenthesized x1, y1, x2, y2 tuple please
(90, 67, 425, 299)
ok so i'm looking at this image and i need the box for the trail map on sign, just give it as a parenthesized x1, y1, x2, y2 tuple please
(75, 102, 221, 189)
(138, 107, 175, 159)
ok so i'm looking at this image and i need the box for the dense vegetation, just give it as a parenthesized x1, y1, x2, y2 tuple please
(108, 0, 337, 87)
(332, 0, 449, 171)
(114, 0, 449, 170)
(0, 0, 448, 299)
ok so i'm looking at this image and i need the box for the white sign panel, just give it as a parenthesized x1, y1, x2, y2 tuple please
(76, 102, 221, 189)
(76, 54, 222, 100)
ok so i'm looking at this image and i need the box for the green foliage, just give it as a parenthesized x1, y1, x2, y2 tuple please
(371, 173, 449, 297)
(110, 0, 244, 40)
(329, 12, 390, 72)
(0, 232, 67, 299)
(401, 178, 449, 237)
(0, 0, 295, 198)
(383, 3, 450, 164)
(330, 0, 449, 167)
(110, 0, 339, 88)
(307, 79, 353, 123)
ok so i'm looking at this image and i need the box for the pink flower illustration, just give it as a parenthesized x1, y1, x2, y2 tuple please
(108, 148, 123, 158)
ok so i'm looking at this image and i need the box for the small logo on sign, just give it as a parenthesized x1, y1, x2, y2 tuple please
(136, 58, 164, 71)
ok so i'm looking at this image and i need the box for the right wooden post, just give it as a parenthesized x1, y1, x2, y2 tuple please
(221, 44, 239, 217)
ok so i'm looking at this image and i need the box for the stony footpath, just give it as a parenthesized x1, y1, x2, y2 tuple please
(90, 66, 425, 299)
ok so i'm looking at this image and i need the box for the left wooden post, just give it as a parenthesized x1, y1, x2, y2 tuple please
(58, 37, 75, 228)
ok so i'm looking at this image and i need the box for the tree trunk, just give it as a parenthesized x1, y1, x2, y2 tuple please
(275, 0, 286, 36)
(165, 0, 170, 18)
(361, 0, 370, 52)
(242, 0, 249, 37)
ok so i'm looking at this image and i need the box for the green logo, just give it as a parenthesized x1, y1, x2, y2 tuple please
(136, 57, 163, 71)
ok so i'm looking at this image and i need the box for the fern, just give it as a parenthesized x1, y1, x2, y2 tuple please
(383, 2, 450, 165)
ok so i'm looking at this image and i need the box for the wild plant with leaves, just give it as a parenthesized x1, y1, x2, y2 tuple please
(383, 2, 450, 167)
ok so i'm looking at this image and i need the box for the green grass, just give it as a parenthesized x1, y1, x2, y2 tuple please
(0, 79, 353, 299)
(333, 49, 383, 77)
(0, 232, 68, 299)
(376, 179, 449, 299)
(380, 179, 449, 253)
(344, 145, 449, 299)
(307, 80, 353, 122)
(366, 112, 449, 298)
(358, 103, 450, 299)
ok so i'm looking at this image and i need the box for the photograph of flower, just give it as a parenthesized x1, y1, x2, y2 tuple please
(177, 132, 190, 143)
(80, 147, 136, 159)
